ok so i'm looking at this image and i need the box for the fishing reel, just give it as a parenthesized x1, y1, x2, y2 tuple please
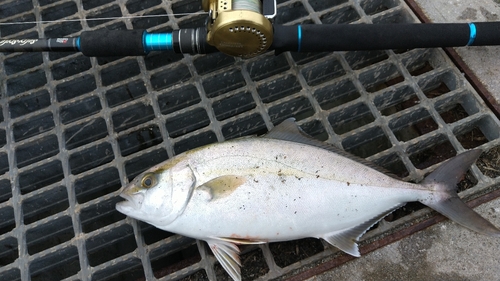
(202, 0, 276, 58)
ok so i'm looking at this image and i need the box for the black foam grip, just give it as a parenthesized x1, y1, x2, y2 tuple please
(80, 29, 146, 57)
(272, 23, 500, 52)
(472, 22, 500, 46)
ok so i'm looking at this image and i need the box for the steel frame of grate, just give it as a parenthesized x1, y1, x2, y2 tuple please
(0, 0, 500, 280)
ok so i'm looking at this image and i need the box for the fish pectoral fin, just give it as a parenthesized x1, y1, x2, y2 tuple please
(218, 236, 267, 245)
(321, 203, 405, 257)
(196, 175, 246, 201)
(206, 239, 242, 281)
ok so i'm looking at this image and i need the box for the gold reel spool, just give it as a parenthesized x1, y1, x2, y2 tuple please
(202, 0, 273, 58)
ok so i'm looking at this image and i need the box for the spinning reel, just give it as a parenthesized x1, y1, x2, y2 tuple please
(202, 0, 276, 58)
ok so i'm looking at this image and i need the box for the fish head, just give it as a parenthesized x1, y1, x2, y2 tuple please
(116, 160, 196, 229)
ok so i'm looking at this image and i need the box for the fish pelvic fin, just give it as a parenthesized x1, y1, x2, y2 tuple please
(322, 203, 405, 257)
(420, 149, 500, 237)
(206, 239, 242, 281)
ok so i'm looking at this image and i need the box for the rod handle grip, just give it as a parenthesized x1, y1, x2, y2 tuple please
(80, 29, 146, 56)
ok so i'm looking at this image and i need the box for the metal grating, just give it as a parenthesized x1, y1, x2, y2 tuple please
(1, 0, 500, 280)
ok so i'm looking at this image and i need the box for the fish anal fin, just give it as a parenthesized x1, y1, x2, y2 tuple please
(322, 203, 405, 257)
(207, 239, 242, 281)
(218, 236, 267, 245)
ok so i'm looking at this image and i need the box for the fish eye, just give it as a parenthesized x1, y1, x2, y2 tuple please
(141, 173, 156, 189)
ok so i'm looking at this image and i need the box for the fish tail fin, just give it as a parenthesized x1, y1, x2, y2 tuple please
(420, 149, 500, 237)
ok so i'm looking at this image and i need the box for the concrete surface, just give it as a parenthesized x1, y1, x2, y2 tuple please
(306, 1, 500, 280)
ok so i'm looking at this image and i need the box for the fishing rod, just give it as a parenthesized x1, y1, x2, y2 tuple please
(1, 0, 500, 58)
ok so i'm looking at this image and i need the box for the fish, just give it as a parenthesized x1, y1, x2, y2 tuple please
(116, 118, 500, 281)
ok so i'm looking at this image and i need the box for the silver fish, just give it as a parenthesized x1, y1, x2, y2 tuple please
(116, 118, 500, 281)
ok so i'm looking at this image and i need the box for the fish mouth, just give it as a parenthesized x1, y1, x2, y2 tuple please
(116, 192, 143, 213)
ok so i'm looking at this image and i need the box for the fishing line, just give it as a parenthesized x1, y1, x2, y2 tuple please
(232, 0, 262, 13)
(0, 12, 208, 26)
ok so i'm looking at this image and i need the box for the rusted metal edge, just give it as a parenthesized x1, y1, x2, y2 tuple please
(404, 0, 500, 119)
(286, 185, 500, 281)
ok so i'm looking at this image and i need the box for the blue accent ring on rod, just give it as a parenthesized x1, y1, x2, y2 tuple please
(297, 25, 302, 52)
(144, 32, 173, 53)
(467, 22, 477, 46)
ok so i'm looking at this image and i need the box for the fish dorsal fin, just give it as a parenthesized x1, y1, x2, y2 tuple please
(206, 239, 242, 281)
(321, 203, 405, 257)
(264, 118, 399, 179)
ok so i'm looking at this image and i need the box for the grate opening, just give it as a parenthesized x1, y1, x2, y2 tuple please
(86, 5, 123, 28)
(360, 0, 400, 15)
(91, 258, 145, 281)
(118, 125, 163, 156)
(126, 0, 163, 14)
(375, 85, 419, 116)
(0, 180, 11, 204)
(4, 53, 43, 76)
(165, 107, 210, 138)
(83, 0, 116, 10)
(301, 56, 346, 86)
(275, 1, 309, 24)
(328, 102, 375, 135)
(26, 216, 73, 254)
(65, 118, 109, 150)
(74, 167, 121, 204)
(270, 238, 325, 268)
(343, 126, 392, 158)
(41, 1, 78, 22)
(22, 185, 69, 225)
(0, 236, 18, 265)
(150, 242, 200, 279)
(9, 90, 51, 118)
(0, 0, 32, 18)
(106, 80, 149, 107)
(0, 206, 15, 235)
(1, 1, 500, 280)
(69, 142, 114, 175)
(389, 107, 439, 142)
(132, 8, 170, 29)
(56, 74, 98, 101)
(477, 146, 500, 179)
(203, 69, 246, 98)
(408, 135, 457, 169)
(314, 78, 360, 110)
(29, 246, 80, 281)
(13, 112, 54, 142)
(86, 224, 136, 267)
(19, 160, 64, 194)
(80, 197, 125, 233)
(320, 5, 360, 24)
(125, 148, 169, 179)
(6, 70, 47, 97)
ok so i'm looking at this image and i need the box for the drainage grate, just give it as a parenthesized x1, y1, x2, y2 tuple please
(1, 0, 500, 280)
